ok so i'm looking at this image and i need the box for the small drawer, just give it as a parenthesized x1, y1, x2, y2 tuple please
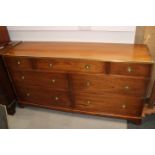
(35, 58, 106, 73)
(11, 71, 69, 91)
(16, 85, 71, 108)
(74, 92, 143, 116)
(110, 62, 152, 77)
(71, 74, 149, 96)
(4, 57, 32, 71)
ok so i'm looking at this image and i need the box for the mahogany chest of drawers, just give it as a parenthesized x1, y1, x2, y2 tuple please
(2, 42, 154, 124)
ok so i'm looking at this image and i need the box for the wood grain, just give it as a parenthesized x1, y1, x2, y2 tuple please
(110, 62, 152, 77)
(3, 41, 153, 124)
(15, 85, 71, 108)
(10, 70, 69, 91)
(70, 73, 149, 96)
(4, 42, 154, 63)
(74, 92, 143, 116)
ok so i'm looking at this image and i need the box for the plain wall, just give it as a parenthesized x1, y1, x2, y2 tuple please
(7, 26, 136, 43)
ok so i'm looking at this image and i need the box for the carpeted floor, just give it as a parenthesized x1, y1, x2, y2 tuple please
(0, 105, 8, 129)
(128, 114, 155, 129)
(5, 106, 155, 129)
(7, 107, 127, 129)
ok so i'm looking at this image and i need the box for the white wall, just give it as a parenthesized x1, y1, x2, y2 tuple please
(7, 26, 136, 43)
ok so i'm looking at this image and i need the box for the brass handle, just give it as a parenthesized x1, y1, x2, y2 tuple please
(21, 76, 25, 80)
(124, 86, 129, 90)
(127, 66, 133, 73)
(55, 96, 59, 101)
(86, 81, 91, 86)
(49, 63, 53, 68)
(17, 61, 21, 65)
(87, 100, 91, 104)
(26, 93, 30, 97)
(85, 64, 90, 70)
(122, 104, 126, 109)
(51, 79, 56, 83)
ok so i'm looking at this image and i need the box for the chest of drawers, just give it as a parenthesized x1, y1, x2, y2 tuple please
(2, 42, 154, 124)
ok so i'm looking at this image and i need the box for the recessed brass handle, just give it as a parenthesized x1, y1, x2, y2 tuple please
(21, 76, 25, 80)
(55, 96, 59, 101)
(122, 104, 126, 109)
(17, 61, 21, 65)
(86, 81, 91, 86)
(127, 66, 133, 73)
(87, 100, 91, 104)
(124, 86, 129, 90)
(26, 93, 30, 97)
(49, 63, 53, 68)
(85, 64, 91, 70)
(51, 79, 56, 83)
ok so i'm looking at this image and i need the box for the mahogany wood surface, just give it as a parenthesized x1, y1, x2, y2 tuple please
(110, 62, 152, 77)
(16, 85, 71, 109)
(4, 42, 154, 63)
(70, 73, 149, 97)
(10, 71, 69, 91)
(3, 42, 154, 124)
(74, 92, 143, 116)
(5, 57, 106, 74)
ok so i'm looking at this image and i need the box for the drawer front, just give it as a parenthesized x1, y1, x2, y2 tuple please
(71, 74, 148, 96)
(110, 62, 152, 77)
(74, 93, 143, 116)
(15, 85, 71, 108)
(5, 57, 33, 71)
(35, 58, 106, 73)
(10, 71, 69, 91)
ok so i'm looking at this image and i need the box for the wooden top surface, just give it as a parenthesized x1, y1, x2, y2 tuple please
(4, 42, 154, 63)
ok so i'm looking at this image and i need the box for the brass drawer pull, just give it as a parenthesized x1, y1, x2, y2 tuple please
(17, 61, 21, 65)
(85, 64, 91, 70)
(21, 76, 25, 80)
(49, 63, 53, 68)
(127, 66, 133, 73)
(26, 93, 30, 97)
(51, 79, 56, 83)
(55, 96, 59, 101)
(86, 81, 91, 86)
(124, 86, 129, 90)
(87, 100, 91, 105)
(122, 104, 126, 109)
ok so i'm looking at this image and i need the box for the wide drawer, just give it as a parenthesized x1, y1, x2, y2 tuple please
(35, 58, 106, 73)
(5, 57, 106, 73)
(15, 85, 71, 108)
(10, 71, 69, 91)
(74, 92, 143, 116)
(110, 62, 152, 77)
(70, 74, 149, 96)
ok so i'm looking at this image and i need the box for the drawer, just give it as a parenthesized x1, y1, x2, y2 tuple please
(70, 74, 149, 96)
(74, 92, 143, 116)
(35, 58, 106, 73)
(110, 62, 152, 77)
(4, 57, 33, 71)
(11, 71, 69, 91)
(15, 85, 71, 108)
